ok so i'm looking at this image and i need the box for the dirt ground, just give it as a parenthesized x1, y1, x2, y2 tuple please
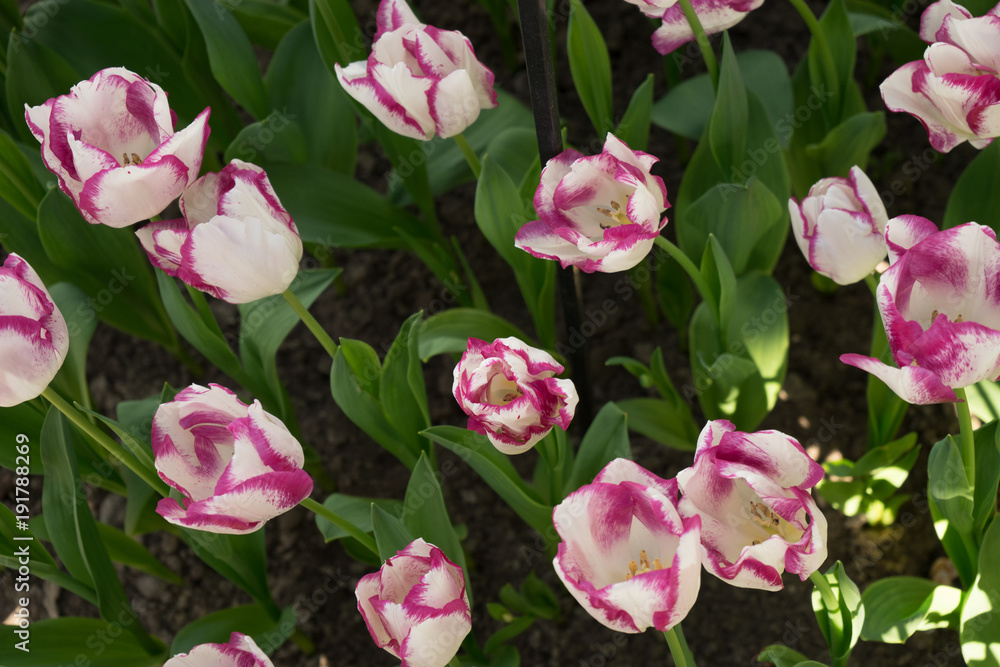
(0, 0, 982, 664)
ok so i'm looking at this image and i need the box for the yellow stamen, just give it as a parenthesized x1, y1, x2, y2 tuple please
(624, 549, 666, 580)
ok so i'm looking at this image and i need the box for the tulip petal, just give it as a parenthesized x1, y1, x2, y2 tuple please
(78, 154, 190, 228)
(907, 316, 1000, 387)
(336, 60, 434, 140)
(651, 0, 763, 54)
(885, 214, 939, 264)
(921, 0, 972, 43)
(135, 218, 189, 275)
(840, 353, 959, 403)
(428, 70, 482, 138)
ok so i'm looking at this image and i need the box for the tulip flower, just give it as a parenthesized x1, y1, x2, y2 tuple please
(0, 254, 69, 408)
(677, 420, 828, 591)
(152, 384, 313, 534)
(357, 538, 471, 667)
(164, 632, 274, 666)
(842, 219, 1000, 404)
(452, 337, 578, 454)
(552, 458, 702, 633)
(136, 159, 302, 304)
(880, 0, 1000, 152)
(335, 0, 498, 140)
(789, 166, 889, 285)
(623, 0, 764, 54)
(514, 133, 669, 273)
(25, 67, 210, 228)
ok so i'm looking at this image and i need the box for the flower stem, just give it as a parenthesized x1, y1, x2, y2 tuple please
(300, 497, 378, 557)
(453, 133, 481, 179)
(786, 0, 840, 112)
(654, 236, 717, 322)
(954, 387, 977, 488)
(864, 272, 879, 298)
(448, 657, 463, 667)
(809, 570, 838, 610)
(675, 0, 718, 88)
(282, 289, 338, 359)
(663, 625, 697, 667)
(41, 387, 169, 496)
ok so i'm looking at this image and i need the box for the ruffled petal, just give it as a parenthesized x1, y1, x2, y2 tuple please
(840, 353, 959, 404)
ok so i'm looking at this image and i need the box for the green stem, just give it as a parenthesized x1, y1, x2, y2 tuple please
(300, 497, 378, 557)
(864, 272, 879, 298)
(809, 570, 838, 610)
(663, 625, 697, 667)
(448, 657, 463, 667)
(786, 0, 840, 111)
(41, 387, 169, 496)
(954, 387, 977, 488)
(654, 236, 717, 322)
(282, 289, 338, 359)
(675, 0, 718, 88)
(453, 133, 481, 179)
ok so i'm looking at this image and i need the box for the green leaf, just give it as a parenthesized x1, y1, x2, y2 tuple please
(372, 503, 417, 561)
(566, 0, 613, 135)
(39, 408, 158, 652)
(679, 178, 784, 276)
(401, 454, 467, 580)
(701, 235, 737, 329)
(755, 645, 812, 667)
(309, 0, 366, 66)
(316, 494, 403, 542)
(866, 302, 908, 448)
(422, 426, 551, 533)
(184, 0, 270, 119)
(37, 188, 175, 348)
(230, 0, 305, 49)
(973, 420, 1000, 543)
(616, 397, 697, 451)
(961, 517, 1000, 666)
(652, 50, 793, 142)
(928, 435, 976, 538)
(616, 75, 654, 151)
(379, 312, 432, 452)
(264, 162, 430, 248)
(945, 142, 1000, 232)
(709, 33, 749, 174)
(808, 0, 856, 122)
(0, 403, 45, 473)
(417, 308, 533, 361)
(0, 618, 165, 666)
(48, 283, 98, 408)
(171, 603, 295, 655)
(860, 577, 961, 643)
(565, 403, 630, 493)
(0, 128, 44, 219)
(811, 561, 864, 664)
(179, 527, 277, 615)
(225, 113, 309, 165)
(805, 111, 886, 176)
(264, 20, 356, 172)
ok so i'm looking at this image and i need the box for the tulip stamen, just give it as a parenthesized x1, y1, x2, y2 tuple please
(122, 152, 143, 166)
(596, 199, 631, 229)
(624, 549, 665, 581)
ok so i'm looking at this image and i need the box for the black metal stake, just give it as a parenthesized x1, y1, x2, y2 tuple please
(516, 0, 593, 429)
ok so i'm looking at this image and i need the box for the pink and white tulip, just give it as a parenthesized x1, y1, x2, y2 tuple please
(624, 0, 764, 55)
(453, 337, 578, 454)
(25, 67, 210, 228)
(152, 384, 313, 534)
(0, 254, 69, 407)
(356, 538, 471, 667)
(514, 133, 669, 273)
(335, 0, 498, 140)
(790, 166, 889, 285)
(164, 632, 274, 667)
(880, 0, 1000, 152)
(677, 421, 827, 591)
(136, 159, 302, 304)
(842, 219, 1000, 404)
(552, 458, 702, 633)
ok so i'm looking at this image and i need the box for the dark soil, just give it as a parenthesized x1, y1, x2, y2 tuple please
(0, 0, 981, 665)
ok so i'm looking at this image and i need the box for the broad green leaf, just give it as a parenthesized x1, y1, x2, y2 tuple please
(616, 397, 697, 451)
(755, 645, 812, 667)
(417, 308, 533, 361)
(944, 142, 1000, 232)
(805, 111, 886, 176)
(185, 0, 269, 119)
(808, 0, 856, 121)
(72, 406, 158, 487)
(652, 50, 793, 142)
(811, 561, 864, 663)
(928, 435, 976, 538)
(179, 526, 278, 616)
(0, 128, 44, 219)
(0, 402, 45, 473)
(961, 517, 1000, 666)
(171, 603, 295, 655)
(37, 188, 175, 348)
(423, 426, 551, 533)
(701, 235, 737, 330)
(224, 113, 309, 165)
(565, 402, 630, 493)
(727, 272, 790, 413)
(1, 503, 56, 567)
(709, 34, 749, 174)
(861, 577, 961, 642)
(231, 0, 305, 49)
(0, 618, 166, 666)
(316, 494, 403, 542)
(566, 0, 613, 135)
(39, 408, 158, 652)
(264, 20, 356, 172)
(310, 0, 366, 66)
(372, 504, 417, 562)
(48, 283, 97, 409)
(402, 454, 467, 583)
(616, 74, 654, 150)
(379, 313, 432, 453)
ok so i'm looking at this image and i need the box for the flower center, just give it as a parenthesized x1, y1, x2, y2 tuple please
(930, 309, 963, 324)
(624, 549, 665, 581)
(596, 199, 631, 229)
(121, 152, 143, 166)
(746, 500, 803, 545)
(485, 376, 523, 406)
